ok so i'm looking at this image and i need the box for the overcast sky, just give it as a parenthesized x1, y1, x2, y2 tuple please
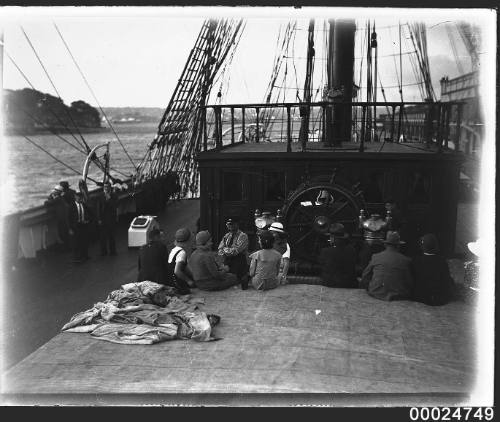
(0, 6, 495, 107)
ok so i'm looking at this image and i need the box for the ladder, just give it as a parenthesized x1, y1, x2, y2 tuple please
(141, 19, 244, 198)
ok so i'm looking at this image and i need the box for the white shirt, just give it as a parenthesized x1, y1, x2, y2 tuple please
(282, 243, 291, 259)
(168, 246, 187, 264)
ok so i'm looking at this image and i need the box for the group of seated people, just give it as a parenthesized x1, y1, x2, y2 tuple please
(137, 217, 290, 295)
(137, 215, 455, 306)
(319, 223, 456, 306)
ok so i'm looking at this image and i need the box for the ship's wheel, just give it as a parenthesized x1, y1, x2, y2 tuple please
(282, 176, 365, 263)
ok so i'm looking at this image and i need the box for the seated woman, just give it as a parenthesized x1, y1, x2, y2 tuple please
(268, 222, 291, 285)
(318, 223, 358, 288)
(249, 230, 282, 291)
(412, 233, 455, 306)
(188, 231, 239, 291)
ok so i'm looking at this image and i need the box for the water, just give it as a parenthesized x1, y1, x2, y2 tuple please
(1, 122, 158, 215)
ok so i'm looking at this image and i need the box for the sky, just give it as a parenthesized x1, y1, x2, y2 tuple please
(0, 6, 494, 108)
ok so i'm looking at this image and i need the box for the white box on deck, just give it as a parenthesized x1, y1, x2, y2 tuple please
(127, 215, 160, 248)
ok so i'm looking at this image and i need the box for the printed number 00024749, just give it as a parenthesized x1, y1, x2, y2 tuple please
(409, 408, 494, 421)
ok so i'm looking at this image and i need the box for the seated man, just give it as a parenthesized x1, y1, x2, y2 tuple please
(412, 233, 455, 306)
(137, 228, 168, 284)
(168, 228, 195, 294)
(218, 217, 249, 289)
(188, 231, 239, 291)
(319, 223, 357, 288)
(361, 231, 413, 301)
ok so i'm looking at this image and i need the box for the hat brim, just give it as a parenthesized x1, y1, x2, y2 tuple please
(383, 240, 406, 245)
(269, 227, 285, 233)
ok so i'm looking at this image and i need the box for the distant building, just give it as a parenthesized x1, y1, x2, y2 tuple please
(440, 71, 482, 154)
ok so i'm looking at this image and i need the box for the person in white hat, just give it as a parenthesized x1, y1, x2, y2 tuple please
(268, 222, 290, 285)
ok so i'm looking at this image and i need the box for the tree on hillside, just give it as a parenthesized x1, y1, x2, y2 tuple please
(70, 100, 101, 128)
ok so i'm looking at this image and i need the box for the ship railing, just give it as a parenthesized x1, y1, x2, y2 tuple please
(200, 101, 465, 153)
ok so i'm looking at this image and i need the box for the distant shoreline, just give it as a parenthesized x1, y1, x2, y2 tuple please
(3, 126, 111, 136)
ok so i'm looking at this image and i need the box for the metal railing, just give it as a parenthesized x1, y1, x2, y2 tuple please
(201, 101, 464, 153)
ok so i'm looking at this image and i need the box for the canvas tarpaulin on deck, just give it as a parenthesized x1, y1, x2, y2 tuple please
(61, 281, 220, 344)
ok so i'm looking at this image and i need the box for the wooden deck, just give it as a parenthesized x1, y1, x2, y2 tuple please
(2, 285, 476, 403)
(0, 199, 482, 406)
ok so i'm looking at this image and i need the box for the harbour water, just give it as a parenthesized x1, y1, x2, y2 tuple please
(1, 122, 158, 215)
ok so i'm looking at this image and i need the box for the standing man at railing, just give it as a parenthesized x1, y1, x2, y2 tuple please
(97, 182, 118, 256)
(68, 191, 93, 263)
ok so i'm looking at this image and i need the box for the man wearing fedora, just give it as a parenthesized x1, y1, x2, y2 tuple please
(361, 231, 413, 301)
(318, 223, 357, 288)
(218, 217, 249, 289)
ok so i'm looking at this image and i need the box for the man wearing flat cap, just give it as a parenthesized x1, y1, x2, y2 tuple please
(361, 231, 413, 301)
(218, 217, 249, 289)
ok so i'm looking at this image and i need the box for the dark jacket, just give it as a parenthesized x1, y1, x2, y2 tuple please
(137, 240, 169, 284)
(361, 249, 413, 301)
(97, 193, 118, 227)
(412, 254, 455, 306)
(318, 243, 358, 288)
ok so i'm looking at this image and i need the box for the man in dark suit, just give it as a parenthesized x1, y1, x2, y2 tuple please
(59, 180, 77, 206)
(45, 185, 70, 249)
(361, 231, 413, 301)
(318, 223, 358, 288)
(68, 191, 93, 263)
(137, 228, 169, 284)
(97, 183, 118, 256)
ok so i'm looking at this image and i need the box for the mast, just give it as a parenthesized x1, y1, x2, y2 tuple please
(298, 19, 315, 150)
(324, 19, 356, 147)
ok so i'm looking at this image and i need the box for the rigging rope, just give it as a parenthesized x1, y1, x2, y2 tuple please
(21, 135, 98, 183)
(2, 44, 88, 150)
(21, 26, 91, 152)
(399, 22, 404, 102)
(53, 22, 138, 171)
(11, 100, 87, 155)
(3, 45, 130, 180)
(445, 24, 465, 75)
